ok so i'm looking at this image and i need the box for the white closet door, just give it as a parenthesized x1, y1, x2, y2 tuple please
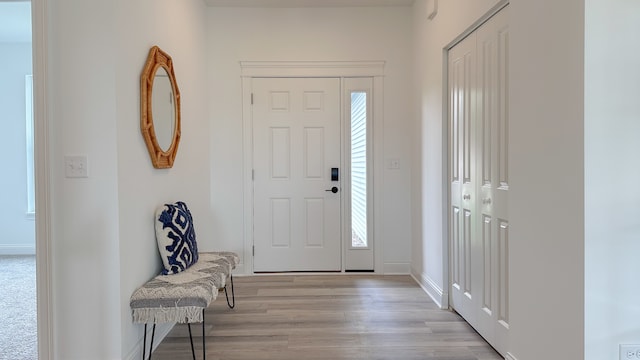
(449, 31, 478, 327)
(475, 7, 510, 353)
(448, 5, 509, 356)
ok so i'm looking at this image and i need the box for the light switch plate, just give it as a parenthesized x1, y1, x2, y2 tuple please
(65, 155, 88, 178)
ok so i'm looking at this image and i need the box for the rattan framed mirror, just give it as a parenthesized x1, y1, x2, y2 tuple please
(141, 46, 181, 169)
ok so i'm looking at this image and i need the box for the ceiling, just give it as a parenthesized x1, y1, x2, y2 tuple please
(205, 0, 415, 7)
(0, 0, 415, 43)
(0, 1, 31, 43)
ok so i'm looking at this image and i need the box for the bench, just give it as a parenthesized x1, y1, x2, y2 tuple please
(129, 202, 238, 360)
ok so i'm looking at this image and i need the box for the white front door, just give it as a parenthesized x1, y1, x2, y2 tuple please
(252, 77, 342, 272)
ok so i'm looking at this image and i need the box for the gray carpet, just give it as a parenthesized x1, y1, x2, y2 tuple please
(0, 255, 37, 360)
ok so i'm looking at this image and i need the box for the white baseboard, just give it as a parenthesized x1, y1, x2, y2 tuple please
(505, 353, 518, 360)
(0, 244, 36, 255)
(124, 323, 174, 360)
(411, 268, 448, 309)
(234, 262, 247, 275)
(383, 262, 411, 274)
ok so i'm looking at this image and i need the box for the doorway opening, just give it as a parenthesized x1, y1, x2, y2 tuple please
(0, 1, 37, 359)
(240, 62, 384, 274)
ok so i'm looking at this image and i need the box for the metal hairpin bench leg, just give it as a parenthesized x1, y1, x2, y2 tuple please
(142, 323, 156, 360)
(143, 310, 206, 360)
(224, 274, 235, 309)
(187, 323, 196, 360)
(203, 309, 206, 360)
(187, 309, 206, 360)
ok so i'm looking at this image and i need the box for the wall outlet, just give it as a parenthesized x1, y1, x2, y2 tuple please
(620, 344, 640, 360)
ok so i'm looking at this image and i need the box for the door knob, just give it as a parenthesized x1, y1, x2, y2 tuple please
(325, 186, 339, 194)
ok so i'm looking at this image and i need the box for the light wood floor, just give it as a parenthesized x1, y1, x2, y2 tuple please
(152, 275, 502, 360)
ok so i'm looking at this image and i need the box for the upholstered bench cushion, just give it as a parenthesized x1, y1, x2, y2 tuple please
(130, 251, 239, 324)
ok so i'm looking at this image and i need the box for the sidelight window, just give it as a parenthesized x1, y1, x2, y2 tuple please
(351, 92, 367, 248)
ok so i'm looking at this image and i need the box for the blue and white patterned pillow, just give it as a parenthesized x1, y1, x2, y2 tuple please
(155, 201, 199, 275)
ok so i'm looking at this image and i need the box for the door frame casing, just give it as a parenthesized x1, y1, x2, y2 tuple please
(32, 0, 53, 358)
(240, 61, 384, 274)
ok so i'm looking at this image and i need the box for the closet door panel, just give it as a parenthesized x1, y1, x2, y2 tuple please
(448, 31, 478, 327)
(475, 5, 510, 354)
(448, 5, 509, 356)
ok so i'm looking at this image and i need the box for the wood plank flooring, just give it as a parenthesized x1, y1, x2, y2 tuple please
(152, 275, 502, 360)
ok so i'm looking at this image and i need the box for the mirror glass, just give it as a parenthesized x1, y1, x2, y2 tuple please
(140, 46, 181, 169)
(151, 67, 175, 152)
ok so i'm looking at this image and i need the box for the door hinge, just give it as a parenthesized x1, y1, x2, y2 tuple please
(251, 93, 254, 105)
(253, 245, 255, 256)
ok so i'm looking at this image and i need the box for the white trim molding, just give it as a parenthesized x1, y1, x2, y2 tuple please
(426, 0, 438, 20)
(411, 268, 448, 309)
(382, 262, 411, 274)
(32, 0, 53, 359)
(0, 245, 36, 255)
(241, 75, 253, 275)
(124, 323, 174, 360)
(240, 61, 385, 78)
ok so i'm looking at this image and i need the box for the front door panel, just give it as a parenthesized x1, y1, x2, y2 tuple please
(253, 78, 341, 272)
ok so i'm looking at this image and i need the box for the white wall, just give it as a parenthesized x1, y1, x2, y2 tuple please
(115, 1, 209, 359)
(206, 5, 414, 273)
(49, 0, 121, 357)
(584, 0, 640, 359)
(46, 0, 209, 358)
(410, 0, 501, 306)
(509, 0, 585, 358)
(0, 42, 34, 254)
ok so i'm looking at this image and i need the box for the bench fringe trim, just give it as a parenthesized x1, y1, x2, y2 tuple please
(132, 306, 204, 324)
